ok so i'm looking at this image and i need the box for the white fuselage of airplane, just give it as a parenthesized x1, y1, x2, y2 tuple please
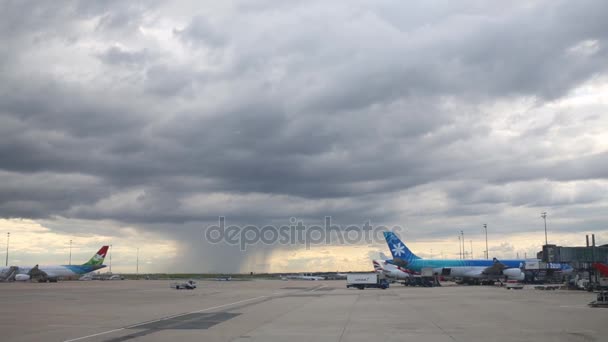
(285, 273, 325, 281)
(0, 264, 105, 281)
(0, 246, 109, 282)
(425, 266, 525, 280)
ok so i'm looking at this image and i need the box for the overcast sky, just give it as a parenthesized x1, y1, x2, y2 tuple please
(1, 0, 607, 273)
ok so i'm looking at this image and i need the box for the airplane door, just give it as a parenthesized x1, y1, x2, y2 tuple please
(441, 268, 451, 276)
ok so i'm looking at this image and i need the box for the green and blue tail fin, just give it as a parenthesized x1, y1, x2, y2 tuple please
(82, 246, 109, 266)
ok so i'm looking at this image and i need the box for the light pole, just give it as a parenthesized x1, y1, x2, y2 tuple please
(541, 212, 548, 246)
(458, 235, 462, 259)
(136, 248, 139, 279)
(5, 232, 9, 266)
(69, 239, 72, 265)
(460, 230, 465, 260)
(483, 224, 488, 259)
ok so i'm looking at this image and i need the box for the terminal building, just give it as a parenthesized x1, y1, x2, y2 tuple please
(540, 244, 608, 269)
(531, 235, 607, 286)
(539, 242, 608, 268)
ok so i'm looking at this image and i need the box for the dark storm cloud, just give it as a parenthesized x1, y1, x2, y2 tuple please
(0, 171, 108, 219)
(1, 0, 608, 271)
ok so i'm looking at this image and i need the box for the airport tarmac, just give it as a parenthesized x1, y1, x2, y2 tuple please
(0, 279, 605, 342)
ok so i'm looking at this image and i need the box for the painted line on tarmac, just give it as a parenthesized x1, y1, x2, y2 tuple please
(309, 285, 326, 292)
(63, 295, 268, 342)
(63, 328, 125, 342)
(559, 304, 590, 309)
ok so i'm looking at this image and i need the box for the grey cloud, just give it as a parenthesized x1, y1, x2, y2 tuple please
(490, 242, 515, 254)
(144, 64, 195, 95)
(174, 16, 227, 47)
(446, 180, 608, 209)
(0, 171, 108, 219)
(208, 0, 608, 108)
(97, 46, 152, 66)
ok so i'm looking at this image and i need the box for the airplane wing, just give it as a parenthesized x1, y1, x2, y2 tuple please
(481, 258, 508, 276)
(28, 265, 49, 281)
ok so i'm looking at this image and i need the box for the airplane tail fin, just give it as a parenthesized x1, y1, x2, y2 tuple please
(372, 260, 384, 272)
(379, 252, 390, 260)
(82, 246, 109, 266)
(383, 231, 421, 261)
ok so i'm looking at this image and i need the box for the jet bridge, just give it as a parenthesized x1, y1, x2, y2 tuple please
(0, 266, 19, 281)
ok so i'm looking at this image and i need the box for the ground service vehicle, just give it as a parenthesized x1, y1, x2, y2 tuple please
(346, 273, 389, 290)
(171, 280, 197, 290)
(505, 280, 524, 290)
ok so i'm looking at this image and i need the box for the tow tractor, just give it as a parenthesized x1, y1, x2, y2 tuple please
(505, 280, 524, 290)
(170, 280, 197, 290)
(589, 291, 608, 308)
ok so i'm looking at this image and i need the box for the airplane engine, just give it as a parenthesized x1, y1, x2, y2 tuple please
(390, 270, 409, 279)
(14, 274, 30, 281)
(503, 268, 525, 281)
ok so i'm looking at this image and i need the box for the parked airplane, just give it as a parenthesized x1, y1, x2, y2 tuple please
(383, 232, 527, 281)
(372, 259, 410, 280)
(0, 246, 109, 282)
(283, 273, 325, 281)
